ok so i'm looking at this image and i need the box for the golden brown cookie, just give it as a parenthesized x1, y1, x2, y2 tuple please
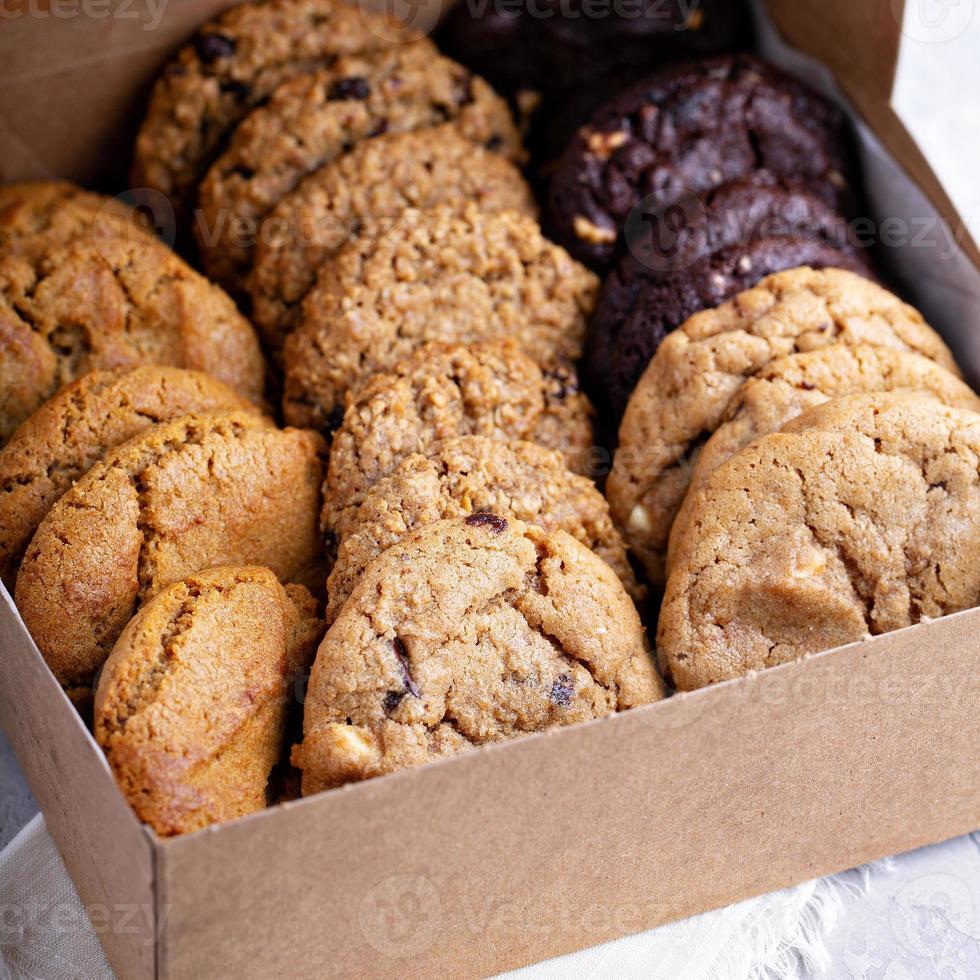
(16, 413, 325, 703)
(94, 566, 323, 836)
(0, 366, 263, 587)
(196, 43, 520, 291)
(323, 340, 595, 541)
(607, 268, 960, 584)
(249, 125, 537, 351)
(327, 436, 639, 622)
(658, 392, 980, 690)
(0, 233, 265, 443)
(294, 516, 663, 794)
(667, 346, 980, 569)
(131, 0, 421, 221)
(0, 180, 156, 261)
(283, 205, 599, 430)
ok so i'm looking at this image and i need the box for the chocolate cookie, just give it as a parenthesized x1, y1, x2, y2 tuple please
(327, 436, 639, 622)
(547, 54, 852, 267)
(196, 43, 521, 291)
(323, 340, 595, 543)
(590, 210, 873, 422)
(249, 125, 536, 351)
(131, 0, 422, 222)
(282, 204, 599, 430)
(658, 393, 980, 690)
(439, 0, 749, 102)
(0, 233, 265, 442)
(0, 366, 262, 587)
(94, 566, 322, 836)
(294, 517, 663, 793)
(666, 346, 980, 570)
(16, 413, 325, 703)
(606, 267, 960, 584)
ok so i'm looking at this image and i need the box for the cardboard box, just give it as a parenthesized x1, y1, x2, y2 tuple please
(1, 2, 979, 977)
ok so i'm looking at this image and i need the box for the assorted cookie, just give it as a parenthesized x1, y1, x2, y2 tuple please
(294, 517, 663, 794)
(249, 126, 536, 351)
(0, 365, 262, 586)
(16, 413, 325, 705)
(659, 393, 980, 690)
(94, 566, 322, 836)
(547, 55, 852, 269)
(327, 435, 640, 622)
(196, 43, 521, 291)
(5, 0, 977, 833)
(283, 203, 599, 430)
(607, 267, 960, 584)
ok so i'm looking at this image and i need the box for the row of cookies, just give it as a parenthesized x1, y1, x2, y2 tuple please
(603, 267, 980, 688)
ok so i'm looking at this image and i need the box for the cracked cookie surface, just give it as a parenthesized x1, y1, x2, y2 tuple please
(0, 233, 265, 442)
(16, 412, 325, 702)
(607, 268, 960, 584)
(94, 565, 322, 836)
(196, 42, 520, 290)
(323, 340, 595, 541)
(667, 346, 980, 570)
(131, 0, 421, 221)
(283, 204, 599, 430)
(0, 366, 262, 587)
(658, 392, 980, 690)
(249, 125, 536, 351)
(327, 436, 639, 622)
(295, 516, 662, 794)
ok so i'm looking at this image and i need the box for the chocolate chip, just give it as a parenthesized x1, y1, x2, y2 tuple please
(485, 134, 503, 152)
(464, 513, 508, 533)
(370, 119, 389, 138)
(195, 33, 236, 64)
(219, 79, 251, 103)
(229, 165, 255, 181)
(329, 77, 371, 101)
(393, 637, 420, 697)
(383, 690, 404, 714)
(325, 404, 345, 434)
(549, 674, 574, 707)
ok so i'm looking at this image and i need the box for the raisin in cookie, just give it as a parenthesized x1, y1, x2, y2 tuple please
(131, 0, 422, 221)
(327, 436, 638, 621)
(16, 413, 325, 703)
(667, 346, 980, 570)
(658, 392, 980, 690)
(0, 234, 265, 443)
(294, 516, 663, 793)
(0, 366, 262, 587)
(94, 566, 322, 836)
(587, 174, 873, 421)
(283, 204, 599, 430)
(249, 125, 536, 351)
(607, 268, 960, 584)
(547, 55, 851, 267)
(323, 340, 594, 541)
(197, 44, 521, 291)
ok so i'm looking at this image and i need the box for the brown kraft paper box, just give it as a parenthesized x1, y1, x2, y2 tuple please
(0, 1, 979, 977)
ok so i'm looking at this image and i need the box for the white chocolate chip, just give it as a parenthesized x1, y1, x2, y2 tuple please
(586, 129, 629, 159)
(628, 504, 652, 532)
(573, 215, 617, 245)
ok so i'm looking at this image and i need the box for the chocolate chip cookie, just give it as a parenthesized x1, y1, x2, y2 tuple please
(659, 392, 980, 690)
(607, 267, 961, 584)
(16, 413, 325, 704)
(547, 55, 852, 267)
(323, 340, 595, 543)
(196, 43, 521, 291)
(282, 204, 599, 430)
(0, 366, 263, 587)
(667, 346, 980, 570)
(327, 436, 639, 622)
(94, 565, 322, 835)
(587, 174, 873, 421)
(0, 233, 265, 443)
(248, 125, 536, 351)
(294, 516, 663, 793)
(131, 0, 422, 222)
